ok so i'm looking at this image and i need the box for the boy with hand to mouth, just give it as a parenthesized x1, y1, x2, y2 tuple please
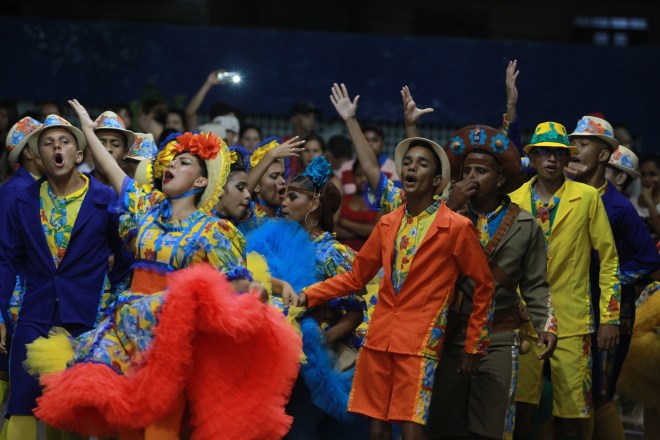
(427, 125, 557, 440)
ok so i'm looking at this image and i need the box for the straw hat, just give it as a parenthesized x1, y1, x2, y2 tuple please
(394, 137, 451, 194)
(94, 111, 135, 147)
(568, 116, 619, 151)
(27, 114, 87, 153)
(6, 117, 43, 164)
(608, 145, 640, 179)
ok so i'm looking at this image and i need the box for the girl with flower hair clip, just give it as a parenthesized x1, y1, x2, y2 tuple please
(281, 156, 369, 439)
(25, 100, 302, 440)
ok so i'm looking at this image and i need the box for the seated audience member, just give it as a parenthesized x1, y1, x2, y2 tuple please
(335, 159, 379, 251)
(339, 124, 399, 195)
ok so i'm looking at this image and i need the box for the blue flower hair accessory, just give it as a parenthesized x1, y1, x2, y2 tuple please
(229, 144, 251, 171)
(303, 156, 333, 191)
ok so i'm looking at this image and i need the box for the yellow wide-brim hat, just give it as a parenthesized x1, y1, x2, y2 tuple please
(523, 121, 577, 155)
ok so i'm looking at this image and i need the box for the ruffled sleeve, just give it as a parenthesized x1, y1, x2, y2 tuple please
(110, 177, 167, 243)
(365, 172, 405, 214)
(316, 235, 366, 313)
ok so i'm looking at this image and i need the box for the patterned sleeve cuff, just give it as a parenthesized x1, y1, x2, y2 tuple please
(365, 172, 388, 211)
(108, 176, 135, 215)
(224, 266, 253, 282)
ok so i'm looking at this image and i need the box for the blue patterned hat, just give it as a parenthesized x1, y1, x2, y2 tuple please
(126, 132, 158, 161)
(27, 114, 87, 153)
(6, 117, 43, 164)
(94, 111, 135, 148)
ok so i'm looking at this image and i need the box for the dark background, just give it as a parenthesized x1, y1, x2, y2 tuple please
(2, 1, 659, 151)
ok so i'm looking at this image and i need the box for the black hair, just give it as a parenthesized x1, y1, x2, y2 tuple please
(141, 99, 168, 126)
(326, 135, 353, 160)
(158, 128, 180, 146)
(640, 153, 660, 170)
(167, 108, 187, 128)
(303, 133, 326, 152)
(362, 124, 384, 140)
(290, 174, 341, 233)
(239, 124, 262, 139)
(352, 158, 363, 174)
(109, 103, 131, 115)
(41, 100, 63, 116)
(407, 140, 442, 176)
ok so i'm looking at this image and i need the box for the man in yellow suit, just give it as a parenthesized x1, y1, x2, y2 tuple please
(509, 122, 620, 440)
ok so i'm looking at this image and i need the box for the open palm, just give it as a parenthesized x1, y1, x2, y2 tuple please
(330, 83, 359, 121)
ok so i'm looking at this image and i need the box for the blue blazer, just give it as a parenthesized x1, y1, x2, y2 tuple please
(590, 183, 660, 326)
(0, 174, 130, 327)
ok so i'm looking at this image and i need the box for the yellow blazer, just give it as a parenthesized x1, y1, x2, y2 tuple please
(509, 178, 620, 337)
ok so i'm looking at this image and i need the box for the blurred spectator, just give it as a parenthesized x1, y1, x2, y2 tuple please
(186, 70, 241, 132)
(198, 115, 240, 146)
(325, 134, 353, 177)
(166, 108, 186, 132)
(138, 98, 168, 142)
(239, 124, 262, 152)
(301, 133, 326, 167)
(335, 159, 379, 251)
(109, 103, 134, 130)
(0, 101, 19, 183)
(632, 154, 660, 240)
(339, 124, 399, 195)
(287, 100, 321, 177)
(40, 100, 63, 120)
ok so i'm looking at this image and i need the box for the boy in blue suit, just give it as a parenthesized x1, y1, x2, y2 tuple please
(0, 115, 129, 439)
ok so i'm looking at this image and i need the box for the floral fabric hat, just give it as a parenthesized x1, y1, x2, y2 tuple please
(94, 111, 135, 148)
(568, 116, 619, 151)
(6, 117, 43, 164)
(28, 114, 87, 153)
(608, 145, 640, 179)
(126, 132, 158, 162)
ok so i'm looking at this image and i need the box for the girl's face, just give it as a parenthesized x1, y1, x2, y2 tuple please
(166, 112, 185, 132)
(218, 171, 252, 221)
(640, 161, 660, 191)
(301, 139, 324, 167)
(255, 161, 287, 206)
(161, 152, 207, 199)
(240, 128, 262, 153)
(281, 188, 317, 225)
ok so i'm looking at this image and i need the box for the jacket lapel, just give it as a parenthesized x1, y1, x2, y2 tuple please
(69, 178, 105, 242)
(24, 179, 56, 271)
(551, 180, 581, 232)
(381, 206, 405, 290)
(416, 202, 450, 252)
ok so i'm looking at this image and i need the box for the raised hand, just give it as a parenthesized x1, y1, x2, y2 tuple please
(401, 85, 433, 126)
(330, 83, 360, 121)
(68, 99, 97, 131)
(269, 137, 306, 159)
(506, 60, 519, 108)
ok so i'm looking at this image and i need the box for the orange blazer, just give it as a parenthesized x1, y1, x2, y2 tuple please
(306, 202, 495, 358)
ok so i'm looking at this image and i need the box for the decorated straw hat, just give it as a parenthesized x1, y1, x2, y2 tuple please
(6, 117, 43, 164)
(523, 121, 576, 155)
(568, 116, 619, 151)
(126, 132, 158, 162)
(93, 111, 135, 147)
(394, 137, 451, 194)
(157, 131, 231, 212)
(608, 145, 640, 179)
(250, 136, 291, 178)
(444, 125, 524, 193)
(28, 114, 87, 153)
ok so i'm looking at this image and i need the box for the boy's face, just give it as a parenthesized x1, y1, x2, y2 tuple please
(461, 152, 504, 203)
(529, 147, 570, 183)
(37, 128, 82, 178)
(96, 129, 127, 165)
(570, 136, 610, 175)
(364, 129, 385, 156)
(401, 145, 442, 196)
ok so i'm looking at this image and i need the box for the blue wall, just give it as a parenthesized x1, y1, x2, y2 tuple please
(2, 17, 658, 151)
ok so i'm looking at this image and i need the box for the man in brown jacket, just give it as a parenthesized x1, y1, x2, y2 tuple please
(427, 125, 557, 440)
